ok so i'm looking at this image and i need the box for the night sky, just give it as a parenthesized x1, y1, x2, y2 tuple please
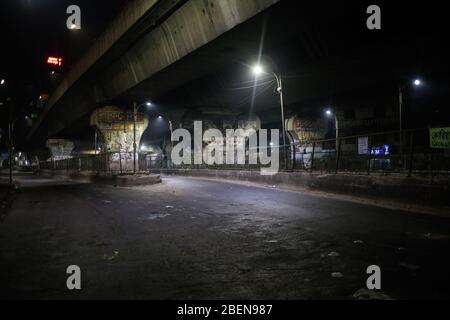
(0, 0, 126, 86)
(0, 0, 126, 145)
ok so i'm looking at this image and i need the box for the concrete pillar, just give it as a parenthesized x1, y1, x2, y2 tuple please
(90, 105, 149, 172)
(46, 139, 75, 161)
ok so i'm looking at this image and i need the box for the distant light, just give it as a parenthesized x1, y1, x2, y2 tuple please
(413, 79, 421, 86)
(70, 24, 77, 30)
(145, 102, 152, 107)
(270, 142, 274, 147)
(0, 79, 5, 85)
(47, 56, 62, 67)
(158, 116, 163, 119)
(252, 65, 264, 76)
(140, 145, 147, 151)
(325, 109, 333, 116)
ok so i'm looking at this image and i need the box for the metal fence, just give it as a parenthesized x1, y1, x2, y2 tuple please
(288, 127, 450, 176)
(38, 128, 450, 177)
(38, 152, 148, 174)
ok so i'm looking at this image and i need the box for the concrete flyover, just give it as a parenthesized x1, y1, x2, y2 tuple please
(28, 0, 280, 146)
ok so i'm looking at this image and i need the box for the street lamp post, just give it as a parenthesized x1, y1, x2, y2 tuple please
(8, 113, 22, 189)
(326, 109, 339, 151)
(252, 65, 287, 169)
(168, 119, 174, 169)
(8, 121, 13, 188)
(398, 87, 403, 164)
(398, 79, 421, 166)
(94, 131, 98, 155)
(133, 101, 152, 174)
(168, 119, 174, 150)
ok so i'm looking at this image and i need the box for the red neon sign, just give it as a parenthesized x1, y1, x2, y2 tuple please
(47, 56, 63, 67)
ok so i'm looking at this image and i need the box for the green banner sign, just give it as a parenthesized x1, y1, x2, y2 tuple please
(430, 127, 450, 149)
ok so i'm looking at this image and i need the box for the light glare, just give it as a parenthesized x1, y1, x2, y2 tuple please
(253, 65, 263, 76)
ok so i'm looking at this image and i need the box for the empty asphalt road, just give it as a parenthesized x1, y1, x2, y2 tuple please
(1, 174, 450, 299)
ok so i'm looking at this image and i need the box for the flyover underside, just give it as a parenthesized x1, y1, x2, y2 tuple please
(28, 0, 279, 142)
(30, 0, 450, 146)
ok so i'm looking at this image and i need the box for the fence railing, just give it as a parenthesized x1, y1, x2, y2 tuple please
(38, 128, 450, 177)
(38, 152, 148, 174)
(293, 127, 450, 176)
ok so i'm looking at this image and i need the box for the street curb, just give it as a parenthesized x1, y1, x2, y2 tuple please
(151, 168, 450, 207)
(35, 170, 162, 187)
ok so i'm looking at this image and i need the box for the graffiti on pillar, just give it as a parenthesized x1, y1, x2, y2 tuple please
(91, 106, 148, 171)
(46, 139, 75, 160)
(95, 109, 145, 131)
(287, 116, 327, 141)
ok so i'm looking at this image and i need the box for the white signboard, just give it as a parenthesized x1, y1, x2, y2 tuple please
(358, 136, 369, 155)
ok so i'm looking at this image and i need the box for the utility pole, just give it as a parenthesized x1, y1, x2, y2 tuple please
(168, 120, 174, 169)
(399, 87, 403, 165)
(133, 101, 137, 174)
(94, 130, 98, 155)
(252, 66, 288, 170)
(398, 79, 421, 167)
(335, 114, 339, 152)
(7, 109, 20, 189)
(8, 121, 13, 189)
(279, 75, 287, 169)
(273, 73, 287, 170)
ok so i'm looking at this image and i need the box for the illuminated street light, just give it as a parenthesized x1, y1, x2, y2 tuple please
(398, 78, 424, 164)
(325, 108, 339, 151)
(252, 65, 264, 76)
(252, 63, 287, 169)
(0, 79, 5, 85)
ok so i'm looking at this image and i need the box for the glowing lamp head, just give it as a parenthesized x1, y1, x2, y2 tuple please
(325, 110, 333, 116)
(414, 79, 421, 86)
(145, 102, 152, 107)
(252, 65, 264, 76)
